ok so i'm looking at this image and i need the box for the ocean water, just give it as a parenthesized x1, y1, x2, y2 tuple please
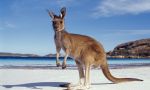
(0, 57, 150, 69)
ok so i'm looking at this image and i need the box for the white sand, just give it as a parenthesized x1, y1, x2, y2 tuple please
(0, 67, 150, 90)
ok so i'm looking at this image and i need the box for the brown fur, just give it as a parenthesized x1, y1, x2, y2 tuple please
(47, 7, 143, 89)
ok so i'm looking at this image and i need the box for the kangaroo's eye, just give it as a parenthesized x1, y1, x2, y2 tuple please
(53, 21, 56, 24)
(60, 21, 63, 24)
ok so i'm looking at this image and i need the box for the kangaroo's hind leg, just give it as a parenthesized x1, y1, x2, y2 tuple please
(76, 60, 85, 86)
(68, 60, 85, 89)
(84, 63, 91, 89)
(68, 61, 91, 90)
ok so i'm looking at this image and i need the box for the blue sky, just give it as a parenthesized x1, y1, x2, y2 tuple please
(0, 0, 150, 55)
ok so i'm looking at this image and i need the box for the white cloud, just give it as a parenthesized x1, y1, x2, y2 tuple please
(103, 30, 150, 36)
(127, 30, 150, 35)
(0, 21, 16, 30)
(5, 22, 16, 28)
(93, 0, 150, 17)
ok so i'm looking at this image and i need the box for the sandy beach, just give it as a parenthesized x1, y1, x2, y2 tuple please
(0, 67, 150, 90)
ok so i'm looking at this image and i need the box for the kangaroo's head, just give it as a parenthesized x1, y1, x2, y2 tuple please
(47, 7, 66, 32)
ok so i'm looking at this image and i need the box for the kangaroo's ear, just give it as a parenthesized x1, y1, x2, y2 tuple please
(60, 7, 66, 18)
(47, 9, 54, 19)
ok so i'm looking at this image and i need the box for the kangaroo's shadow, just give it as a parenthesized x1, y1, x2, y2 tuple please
(62, 83, 115, 90)
(2, 82, 69, 89)
(2, 82, 115, 89)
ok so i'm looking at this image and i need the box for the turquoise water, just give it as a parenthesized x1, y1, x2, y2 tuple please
(0, 57, 150, 68)
(0, 58, 74, 66)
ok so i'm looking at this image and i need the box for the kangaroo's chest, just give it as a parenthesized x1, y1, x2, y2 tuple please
(55, 31, 83, 59)
(55, 32, 70, 49)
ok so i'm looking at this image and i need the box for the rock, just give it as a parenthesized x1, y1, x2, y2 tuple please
(107, 38, 150, 58)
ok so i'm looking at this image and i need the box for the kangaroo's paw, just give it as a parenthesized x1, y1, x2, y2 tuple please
(56, 62, 61, 67)
(62, 62, 67, 69)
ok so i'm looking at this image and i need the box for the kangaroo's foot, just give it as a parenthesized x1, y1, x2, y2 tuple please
(67, 83, 90, 90)
(62, 62, 67, 69)
(68, 85, 90, 90)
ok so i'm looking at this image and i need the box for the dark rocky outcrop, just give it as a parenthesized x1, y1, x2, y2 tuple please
(107, 38, 150, 58)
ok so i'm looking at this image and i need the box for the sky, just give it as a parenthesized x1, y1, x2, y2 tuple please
(0, 0, 150, 55)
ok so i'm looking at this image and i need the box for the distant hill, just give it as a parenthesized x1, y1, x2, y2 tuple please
(0, 52, 40, 57)
(45, 54, 61, 57)
(0, 52, 73, 59)
(107, 38, 150, 58)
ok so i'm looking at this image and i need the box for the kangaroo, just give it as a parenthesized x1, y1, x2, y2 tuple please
(47, 7, 143, 89)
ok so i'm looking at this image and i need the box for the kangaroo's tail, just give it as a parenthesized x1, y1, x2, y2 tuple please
(101, 61, 143, 83)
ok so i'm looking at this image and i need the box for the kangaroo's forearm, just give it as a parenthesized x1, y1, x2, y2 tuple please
(62, 52, 69, 69)
(55, 39, 61, 67)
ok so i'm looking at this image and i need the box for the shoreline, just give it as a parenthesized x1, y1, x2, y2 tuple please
(0, 63, 150, 70)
